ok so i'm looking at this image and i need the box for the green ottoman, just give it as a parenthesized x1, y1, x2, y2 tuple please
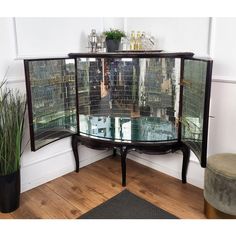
(204, 153, 236, 218)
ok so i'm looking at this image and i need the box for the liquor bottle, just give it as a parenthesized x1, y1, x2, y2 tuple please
(130, 31, 136, 50)
(136, 31, 142, 50)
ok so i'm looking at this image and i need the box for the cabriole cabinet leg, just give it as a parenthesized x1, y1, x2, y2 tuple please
(72, 135, 80, 172)
(181, 144, 190, 183)
(120, 146, 128, 187)
(112, 148, 117, 157)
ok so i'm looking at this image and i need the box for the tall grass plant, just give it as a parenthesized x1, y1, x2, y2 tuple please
(0, 81, 26, 175)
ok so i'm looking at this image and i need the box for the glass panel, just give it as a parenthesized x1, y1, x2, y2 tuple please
(28, 59, 77, 150)
(77, 57, 180, 142)
(181, 59, 208, 159)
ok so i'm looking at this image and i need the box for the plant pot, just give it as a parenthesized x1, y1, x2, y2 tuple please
(0, 169, 20, 213)
(106, 39, 120, 52)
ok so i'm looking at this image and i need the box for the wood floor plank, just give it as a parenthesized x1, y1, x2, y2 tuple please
(0, 213, 14, 219)
(0, 156, 205, 219)
(125, 163, 205, 219)
(95, 156, 150, 182)
(11, 191, 51, 219)
(46, 175, 103, 215)
(64, 171, 122, 199)
(22, 185, 81, 219)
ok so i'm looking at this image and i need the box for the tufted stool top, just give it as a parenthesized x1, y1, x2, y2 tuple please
(207, 153, 236, 178)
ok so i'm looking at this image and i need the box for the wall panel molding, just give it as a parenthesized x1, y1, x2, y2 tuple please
(6, 76, 25, 84)
(207, 17, 216, 57)
(212, 76, 236, 84)
(13, 17, 19, 58)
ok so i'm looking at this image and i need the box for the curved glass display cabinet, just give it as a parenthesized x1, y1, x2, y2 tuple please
(24, 52, 213, 186)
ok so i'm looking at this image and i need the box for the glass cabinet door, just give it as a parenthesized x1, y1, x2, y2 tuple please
(181, 58, 213, 167)
(24, 58, 77, 151)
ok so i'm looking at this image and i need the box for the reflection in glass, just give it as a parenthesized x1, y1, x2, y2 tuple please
(77, 57, 180, 142)
(79, 115, 177, 142)
(28, 59, 77, 149)
(182, 60, 207, 157)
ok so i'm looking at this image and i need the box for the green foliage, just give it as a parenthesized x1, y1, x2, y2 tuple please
(0, 81, 26, 175)
(104, 29, 126, 40)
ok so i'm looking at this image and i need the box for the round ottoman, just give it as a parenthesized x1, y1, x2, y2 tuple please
(204, 153, 236, 218)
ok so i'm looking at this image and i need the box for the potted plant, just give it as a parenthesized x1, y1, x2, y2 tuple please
(104, 29, 126, 52)
(0, 81, 26, 213)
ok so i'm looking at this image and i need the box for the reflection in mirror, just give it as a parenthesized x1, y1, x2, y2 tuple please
(77, 57, 180, 142)
(181, 59, 207, 158)
(28, 59, 77, 150)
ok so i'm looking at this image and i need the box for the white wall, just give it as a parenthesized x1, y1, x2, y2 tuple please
(126, 17, 236, 188)
(211, 18, 236, 79)
(15, 17, 124, 58)
(3, 17, 115, 192)
(0, 18, 15, 80)
(3, 17, 125, 192)
(1, 17, 236, 191)
(208, 82, 236, 155)
(127, 17, 236, 188)
(207, 18, 236, 156)
(125, 17, 210, 56)
(124, 17, 210, 188)
(15, 18, 103, 57)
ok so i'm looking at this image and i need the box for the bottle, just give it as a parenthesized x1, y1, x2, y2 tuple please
(126, 32, 130, 50)
(136, 31, 142, 50)
(89, 29, 98, 52)
(141, 31, 146, 50)
(146, 32, 155, 50)
(120, 37, 126, 51)
(130, 31, 136, 50)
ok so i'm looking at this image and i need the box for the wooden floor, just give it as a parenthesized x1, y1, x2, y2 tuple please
(0, 156, 205, 219)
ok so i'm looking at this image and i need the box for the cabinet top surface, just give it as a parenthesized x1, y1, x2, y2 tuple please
(68, 51, 194, 58)
(22, 52, 212, 61)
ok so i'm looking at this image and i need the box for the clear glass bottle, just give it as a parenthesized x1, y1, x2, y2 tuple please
(136, 31, 142, 50)
(126, 32, 130, 50)
(145, 32, 155, 50)
(141, 31, 147, 50)
(123, 36, 131, 51)
(130, 31, 136, 50)
(120, 37, 126, 51)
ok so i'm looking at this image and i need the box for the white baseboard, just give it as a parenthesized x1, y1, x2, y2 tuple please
(21, 149, 112, 192)
(20, 147, 204, 193)
(127, 152, 204, 189)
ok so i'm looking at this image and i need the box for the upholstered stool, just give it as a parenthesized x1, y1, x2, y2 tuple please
(204, 153, 236, 219)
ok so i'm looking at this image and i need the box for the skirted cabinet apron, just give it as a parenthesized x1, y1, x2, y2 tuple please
(24, 52, 213, 186)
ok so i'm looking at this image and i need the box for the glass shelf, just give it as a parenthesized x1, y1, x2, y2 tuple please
(79, 115, 177, 142)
